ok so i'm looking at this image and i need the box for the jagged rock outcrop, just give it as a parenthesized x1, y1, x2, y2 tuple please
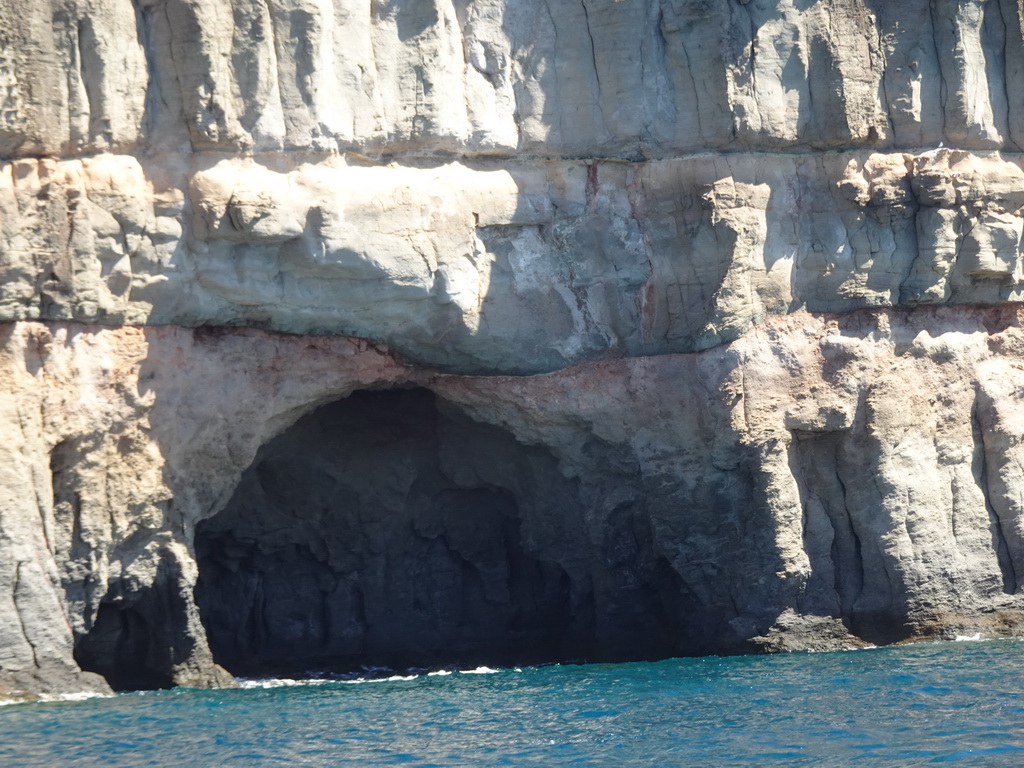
(5, 308, 1024, 695)
(4, 0, 1024, 696)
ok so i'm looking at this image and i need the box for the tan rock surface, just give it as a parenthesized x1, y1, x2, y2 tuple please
(7, 150, 1024, 372)
(3, 308, 1024, 692)
(5, 0, 1024, 694)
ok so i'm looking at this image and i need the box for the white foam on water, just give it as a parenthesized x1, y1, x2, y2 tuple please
(804, 644, 878, 654)
(0, 690, 113, 706)
(340, 674, 420, 684)
(237, 678, 334, 689)
(955, 632, 984, 642)
(44, 691, 109, 702)
(238, 665, 523, 688)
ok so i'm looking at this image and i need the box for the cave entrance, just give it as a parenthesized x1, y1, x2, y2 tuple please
(194, 388, 593, 677)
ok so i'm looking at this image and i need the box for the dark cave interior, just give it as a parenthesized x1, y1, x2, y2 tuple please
(193, 388, 602, 677)
(67, 388, 690, 690)
(63, 388, 727, 689)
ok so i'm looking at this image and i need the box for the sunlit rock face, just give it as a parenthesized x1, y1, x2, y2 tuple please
(5, 0, 1024, 372)
(4, 0, 1021, 157)
(4, 0, 1024, 697)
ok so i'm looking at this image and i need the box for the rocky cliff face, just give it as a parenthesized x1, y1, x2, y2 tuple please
(3, 0, 1024, 697)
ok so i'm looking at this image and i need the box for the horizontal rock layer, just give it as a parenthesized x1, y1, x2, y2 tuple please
(3, 308, 1024, 694)
(3, 0, 1024, 158)
(6, 149, 1024, 372)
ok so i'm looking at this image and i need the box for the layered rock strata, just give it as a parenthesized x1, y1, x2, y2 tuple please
(8, 149, 1024, 373)
(4, 0, 1024, 696)
(3, 0, 1024, 373)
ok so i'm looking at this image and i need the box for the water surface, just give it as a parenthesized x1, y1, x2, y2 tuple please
(3, 640, 1024, 766)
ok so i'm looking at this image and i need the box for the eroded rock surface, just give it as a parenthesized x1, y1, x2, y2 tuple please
(2, 309, 1024, 693)
(5, 2, 1024, 371)
(4, 0, 1023, 157)
(4, 0, 1024, 695)
(9, 148, 1024, 372)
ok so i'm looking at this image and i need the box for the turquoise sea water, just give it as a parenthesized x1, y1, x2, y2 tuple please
(4, 640, 1024, 766)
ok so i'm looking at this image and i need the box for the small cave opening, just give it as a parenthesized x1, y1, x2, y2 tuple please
(194, 388, 602, 678)
(70, 551, 200, 692)
(74, 602, 177, 692)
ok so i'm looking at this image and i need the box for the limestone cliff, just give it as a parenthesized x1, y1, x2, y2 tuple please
(3, 0, 1024, 697)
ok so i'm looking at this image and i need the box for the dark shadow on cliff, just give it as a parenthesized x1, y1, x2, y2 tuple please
(73, 549, 199, 692)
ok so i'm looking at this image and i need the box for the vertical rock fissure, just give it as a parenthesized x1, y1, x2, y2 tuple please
(790, 429, 865, 629)
(12, 562, 40, 669)
(831, 450, 866, 617)
(579, 0, 601, 105)
(50, 438, 91, 622)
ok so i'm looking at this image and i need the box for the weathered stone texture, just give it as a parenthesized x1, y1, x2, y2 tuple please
(7, 150, 1024, 373)
(4, 0, 1024, 696)
(4, 2, 1024, 371)
(3, 310, 1024, 694)
(4, 0, 1024, 157)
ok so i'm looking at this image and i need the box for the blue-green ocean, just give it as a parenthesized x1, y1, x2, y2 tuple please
(4, 640, 1024, 766)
